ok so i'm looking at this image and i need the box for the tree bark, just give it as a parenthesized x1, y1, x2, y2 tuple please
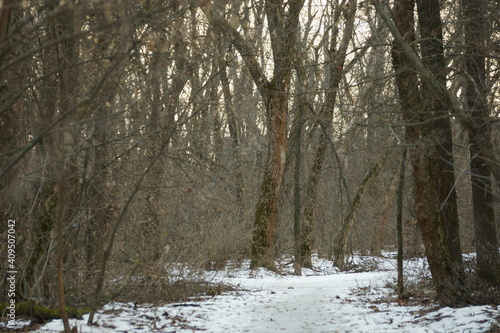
(0, 0, 13, 67)
(251, 84, 289, 269)
(333, 149, 388, 269)
(292, 67, 307, 275)
(415, 0, 462, 266)
(293, 119, 303, 275)
(397, 148, 407, 298)
(51, 2, 80, 331)
(388, 0, 468, 307)
(372, 0, 500, 190)
(462, 0, 499, 285)
(200, 0, 305, 269)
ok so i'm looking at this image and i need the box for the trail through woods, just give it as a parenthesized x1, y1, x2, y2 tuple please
(26, 255, 500, 332)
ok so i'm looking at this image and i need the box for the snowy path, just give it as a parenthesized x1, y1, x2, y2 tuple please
(201, 272, 395, 332)
(160, 269, 496, 333)
(31, 257, 499, 332)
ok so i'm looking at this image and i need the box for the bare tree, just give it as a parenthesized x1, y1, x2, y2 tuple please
(200, 0, 305, 269)
(415, 0, 463, 266)
(462, 0, 499, 285)
(383, 0, 467, 306)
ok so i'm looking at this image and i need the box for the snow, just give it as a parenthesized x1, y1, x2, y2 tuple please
(14, 254, 500, 332)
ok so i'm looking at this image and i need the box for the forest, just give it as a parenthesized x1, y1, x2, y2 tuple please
(0, 0, 499, 331)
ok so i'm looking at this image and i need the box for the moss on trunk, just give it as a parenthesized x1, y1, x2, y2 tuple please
(0, 301, 89, 321)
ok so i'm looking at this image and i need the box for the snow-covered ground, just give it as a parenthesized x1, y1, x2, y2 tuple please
(14, 254, 500, 332)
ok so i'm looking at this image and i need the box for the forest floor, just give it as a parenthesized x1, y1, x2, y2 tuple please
(11, 253, 500, 332)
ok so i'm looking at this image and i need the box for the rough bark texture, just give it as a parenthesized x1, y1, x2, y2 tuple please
(251, 85, 289, 269)
(415, 0, 462, 266)
(200, 0, 305, 269)
(462, 0, 499, 285)
(373, 0, 500, 191)
(391, 0, 467, 307)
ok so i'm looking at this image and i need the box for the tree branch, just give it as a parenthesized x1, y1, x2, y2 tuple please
(198, 0, 269, 94)
(371, 0, 500, 186)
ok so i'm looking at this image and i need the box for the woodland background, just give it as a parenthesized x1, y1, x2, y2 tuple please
(0, 0, 499, 330)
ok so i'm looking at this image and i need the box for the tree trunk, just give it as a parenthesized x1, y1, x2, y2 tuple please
(291, 68, 308, 275)
(397, 148, 407, 298)
(251, 85, 289, 269)
(199, 0, 305, 269)
(333, 150, 388, 269)
(415, 0, 462, 266)
(220, 59, 245, 225)
(373, 169, 399, 256)
(462, 0, 499, 285)
(0, 0, 13, 67)
(51, 2, 80, 331)
(292, 102, 303, 276)
(389, 0, 468, 307)
(373, 0, 500, 190)
(55, 176, 70, 333)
